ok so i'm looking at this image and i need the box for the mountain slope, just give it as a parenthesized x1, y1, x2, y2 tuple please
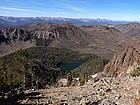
(115, 23, 140, 40)
(78, 26, 137, 59)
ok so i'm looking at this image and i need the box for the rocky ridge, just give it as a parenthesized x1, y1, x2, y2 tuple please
(0, 28, 35, 56)
(1, 28, 32, 42)
(33, 23, 88, 47)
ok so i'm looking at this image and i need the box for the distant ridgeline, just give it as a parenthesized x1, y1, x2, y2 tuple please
(0, 47, 108, 92)
(0, 16, 130, 25)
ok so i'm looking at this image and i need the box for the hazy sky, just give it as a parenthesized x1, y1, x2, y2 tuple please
(0, 0, 140, 21)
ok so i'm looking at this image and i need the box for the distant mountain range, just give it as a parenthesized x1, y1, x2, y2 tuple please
(0, 16, 132, 25)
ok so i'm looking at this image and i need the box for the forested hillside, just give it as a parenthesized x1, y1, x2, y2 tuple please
(0, 47, 108, 93)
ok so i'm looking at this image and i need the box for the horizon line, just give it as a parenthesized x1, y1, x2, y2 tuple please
(0, 15, 138, 22)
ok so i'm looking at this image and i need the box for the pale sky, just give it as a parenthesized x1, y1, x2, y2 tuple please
(0, 0, 140, 21)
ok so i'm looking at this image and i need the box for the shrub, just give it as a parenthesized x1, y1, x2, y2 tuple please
(131, 67, 140, 77)
(79, 72, 89, 86)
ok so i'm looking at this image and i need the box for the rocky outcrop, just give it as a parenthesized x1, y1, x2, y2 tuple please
(103, 46, 140, 77)
(33, 23, 88, 47)
(1, 28, 32, 42)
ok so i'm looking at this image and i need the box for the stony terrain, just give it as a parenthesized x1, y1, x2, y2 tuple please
(16, 76, 140, 105)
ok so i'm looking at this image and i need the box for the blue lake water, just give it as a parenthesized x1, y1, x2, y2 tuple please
(58, 61, 85, 72)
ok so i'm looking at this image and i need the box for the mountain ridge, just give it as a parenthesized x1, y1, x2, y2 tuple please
(0, 28, 35, 56)
(0, 16, 131, 25)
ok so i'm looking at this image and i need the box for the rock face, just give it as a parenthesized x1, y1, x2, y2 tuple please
(0, 28, 35, 56)
(33, 23, 88, 48)
(1, 28, 32, 42)
(103, 46, 140, 77)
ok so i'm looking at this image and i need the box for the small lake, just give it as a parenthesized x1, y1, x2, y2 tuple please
(58, 61, 85, 72)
